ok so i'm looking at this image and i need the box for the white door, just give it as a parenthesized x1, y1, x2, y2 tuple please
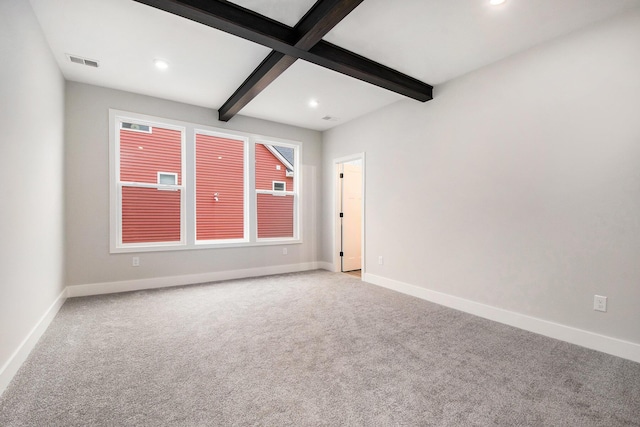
(341, 162, 362, 272)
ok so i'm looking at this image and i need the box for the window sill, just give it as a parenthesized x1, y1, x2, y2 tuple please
(110, 238, 302, 254)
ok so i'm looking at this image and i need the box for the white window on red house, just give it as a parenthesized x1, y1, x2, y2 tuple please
(255, 143, 296, 239)
(157, 172, 177, 186)
(117, 120, 184, 246)
(195, 132, 247, 242)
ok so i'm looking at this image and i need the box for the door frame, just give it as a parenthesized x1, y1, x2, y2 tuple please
(333, 153, 366, 276)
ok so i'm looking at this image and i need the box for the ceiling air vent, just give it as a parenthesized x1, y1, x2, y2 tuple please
(66, 54, 99, 68)
(322, 116, 340, 122)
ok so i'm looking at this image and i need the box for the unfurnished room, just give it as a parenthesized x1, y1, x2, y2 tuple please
(1, 0, 640, 425)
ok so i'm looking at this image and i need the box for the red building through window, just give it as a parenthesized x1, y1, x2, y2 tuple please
(120, 126, 182, 244)
(255, 143, 294, 238)
(118, 123, 296, 245)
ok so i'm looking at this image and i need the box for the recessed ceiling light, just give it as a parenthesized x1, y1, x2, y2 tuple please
(154, 59, 169, 70)
(490, 0, 506, 5)
(308, 99, 319, 108)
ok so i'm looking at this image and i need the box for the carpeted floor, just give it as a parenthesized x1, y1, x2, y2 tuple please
(1, 270, 639, 426)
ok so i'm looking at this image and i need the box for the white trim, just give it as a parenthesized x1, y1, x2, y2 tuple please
(255, 141, 302, 243)
(119, 181, 183, 190)
(67, 262, 321, 298)
(110, 111, 187, 252)
(0, 289, 67, 396)
(363, 273, 640, 364)
(110, 110, 304, 253)
(263, 143, 294, 171)
(257, 189, 294, 196)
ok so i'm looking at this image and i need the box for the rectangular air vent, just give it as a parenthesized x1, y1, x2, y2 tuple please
(66, 54, 99, 68)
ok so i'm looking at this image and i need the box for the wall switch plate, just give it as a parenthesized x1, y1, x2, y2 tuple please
(282, 247, 287, 255)
(378, 256, 383, 265)
(594, 295, 607, 312)
(132, 256, 140, 267)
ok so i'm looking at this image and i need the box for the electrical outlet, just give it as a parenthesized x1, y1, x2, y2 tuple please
(594, 295, 607, 312)
(282, 247, 287, 255)
(132, 256, 140, 267)
(378, 256, 383, 265)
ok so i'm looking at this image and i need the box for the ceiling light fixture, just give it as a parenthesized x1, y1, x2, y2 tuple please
(308, 99, 319, 108)
(153, 59, 169, 70)
(490, 0, 506, 5)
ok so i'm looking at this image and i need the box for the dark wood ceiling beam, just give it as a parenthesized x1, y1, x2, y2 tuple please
(219, 0, 365, 121)
(133, 0, 434, 118)
(293, 0, 364, 50)
(134, 0, 298, 53)
(219, 51, 297, 121)
(304, 41, 433, 102)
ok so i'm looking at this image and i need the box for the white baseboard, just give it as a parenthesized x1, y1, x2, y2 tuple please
(363, 273, 640, 364)
(67, 262, 321, 298)
(317, 261, 334, 272)
(0, 288, 67, 396)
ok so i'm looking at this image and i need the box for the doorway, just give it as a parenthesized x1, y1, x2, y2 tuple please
(335, 154, 364, 276)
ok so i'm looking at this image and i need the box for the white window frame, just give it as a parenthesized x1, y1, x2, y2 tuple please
(255, 141, 300, 243)
(110, 111, 187, 252)
(109, 109, 302, 253)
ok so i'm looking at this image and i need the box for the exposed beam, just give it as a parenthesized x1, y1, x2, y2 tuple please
(134, 0, 433, 118)
(219, 52, 297, 121)
(219, 0, 365, 121)
(294, 0, 365, 51)
(305, 41, 432, 102)
(135, 0, 297, 52)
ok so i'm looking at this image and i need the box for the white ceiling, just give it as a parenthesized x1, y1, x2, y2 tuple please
(29, 0, 640, 131)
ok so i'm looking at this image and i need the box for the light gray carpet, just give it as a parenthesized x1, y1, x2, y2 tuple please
(1, 270, 639, 426)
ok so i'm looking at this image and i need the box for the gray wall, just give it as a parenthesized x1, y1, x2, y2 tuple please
(0, 1, 66, 371)
(65, 82, 322, 286)
(322, 10, 640, 344)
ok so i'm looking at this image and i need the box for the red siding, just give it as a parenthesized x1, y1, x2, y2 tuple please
(122, 187, 181, 243)
(257, 194, 294, 238)
(120, 127, 181, 184)
(120, 126, 182, 244)
(255, 144, 293, 191)
(255, 144, 294, 238)
(196, 134, 245, 240)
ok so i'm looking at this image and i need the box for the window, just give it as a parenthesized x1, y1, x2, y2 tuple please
(195, 131, 248, 243)
(121, 122, 151, 133)
(158, 172, 178, 186)
(114, 117, 185, 248)
(110, 110, 300, 252)
(256, 143, 296, 239)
